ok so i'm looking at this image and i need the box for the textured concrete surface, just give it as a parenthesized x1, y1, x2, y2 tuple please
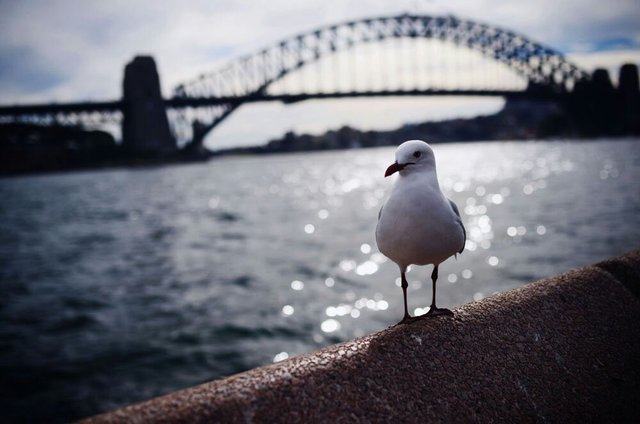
(80, 250, 640, 423)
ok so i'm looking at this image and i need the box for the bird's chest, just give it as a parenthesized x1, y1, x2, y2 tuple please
(384, 193, 451, 240)
(378, 188, 457, 259)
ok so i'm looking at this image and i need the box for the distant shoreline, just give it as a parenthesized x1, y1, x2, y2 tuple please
(211, 98, 636, 157)
(3, 135, 639, 180)
(2, 96, 639, 177)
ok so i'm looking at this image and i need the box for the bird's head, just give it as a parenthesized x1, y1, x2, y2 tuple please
(384, 140, 436, 177)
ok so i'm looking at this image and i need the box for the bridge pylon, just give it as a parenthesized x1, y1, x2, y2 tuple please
(122, 56, 175, 155)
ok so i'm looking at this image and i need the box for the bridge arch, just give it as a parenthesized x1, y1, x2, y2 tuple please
(171, 14, 588, 143)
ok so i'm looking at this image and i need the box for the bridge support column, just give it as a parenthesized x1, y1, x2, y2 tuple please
(122, 56, 175, 156)
(618, 64, 640, 134)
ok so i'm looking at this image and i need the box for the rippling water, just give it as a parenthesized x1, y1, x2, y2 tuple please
(1, 139, 639, 422)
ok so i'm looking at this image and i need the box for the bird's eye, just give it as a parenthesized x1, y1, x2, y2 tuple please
(413, 151, 421, 158)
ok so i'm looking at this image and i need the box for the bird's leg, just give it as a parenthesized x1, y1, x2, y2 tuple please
(424, 265, 453, 317)
(430, 265, 438, 310)
(399, 271, 413, 323)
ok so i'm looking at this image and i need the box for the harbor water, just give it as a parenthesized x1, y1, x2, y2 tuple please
(1, 139, 639, 422)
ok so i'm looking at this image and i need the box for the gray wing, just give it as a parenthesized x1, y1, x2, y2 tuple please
(448, 199, 466, 254)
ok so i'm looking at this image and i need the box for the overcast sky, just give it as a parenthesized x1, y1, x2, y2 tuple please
(1, 0, 639, 148)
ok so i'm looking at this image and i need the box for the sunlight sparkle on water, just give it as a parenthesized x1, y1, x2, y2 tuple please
(326, 304, 352, 317)
(324, 277, 335, 287)
(523, 184, 534, 195)
(360, 243, 371, 254)
(291, 280, 304, 290)
(341, 179, 360, 193)
(464, 240, 477, 251)
(465, 204, 487, 216)
(414, 307, 429, 316)
(490, 194, 504, 204)
(369, 252, 387, 263)
(362, 195, 380, 210)
(273, 352, 289, 362)
(304, 224, 315, 234)
(356, 261, 379, 276)
(478, 215, 491, 232)
(339, 260, 356, 272)
(325, 297, 389, 322)
(282, 305, 294, 316)
(321, 319, 341, 333)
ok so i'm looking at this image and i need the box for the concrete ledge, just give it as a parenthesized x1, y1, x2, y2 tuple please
(80, 250, 640, 423)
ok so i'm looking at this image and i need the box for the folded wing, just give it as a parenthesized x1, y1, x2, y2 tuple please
(448, 199, 466, 254)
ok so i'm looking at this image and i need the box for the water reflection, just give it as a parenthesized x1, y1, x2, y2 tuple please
(282, 305, 294, 316)
(321, 319, 341, 333)
(273, 351, 289, 362)
(355, 261, 378, 276)
(290, 280, 305, 290)
(321, 294, 390, 334)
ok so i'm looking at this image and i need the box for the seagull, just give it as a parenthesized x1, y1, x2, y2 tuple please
(376, 140, 466, 322)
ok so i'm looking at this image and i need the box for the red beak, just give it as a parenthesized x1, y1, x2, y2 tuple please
(385, 162, 405, 177)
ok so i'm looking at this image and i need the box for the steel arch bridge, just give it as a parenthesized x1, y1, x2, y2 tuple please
(0, 14, 588, 145)
(169, 13, 587, 143)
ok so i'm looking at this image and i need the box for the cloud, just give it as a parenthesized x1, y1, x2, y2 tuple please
(2, 0, 639, 100)
(0, 46, 66, 94)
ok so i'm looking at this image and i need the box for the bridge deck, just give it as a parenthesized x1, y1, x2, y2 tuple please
(0, 89, 564, 117)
